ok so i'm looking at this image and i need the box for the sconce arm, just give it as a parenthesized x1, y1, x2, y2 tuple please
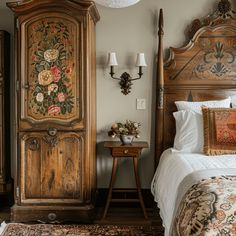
(129, 73, 142, 81)
(129, 67, 143, 81)
(110, 72, 122, 80)
(109, 66, 123, 80)
(110, 72, 143, 81)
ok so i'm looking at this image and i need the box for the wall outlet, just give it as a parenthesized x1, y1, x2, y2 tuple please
(136, 98, 146, 110)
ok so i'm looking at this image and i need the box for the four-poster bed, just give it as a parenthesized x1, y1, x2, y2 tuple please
(152, 0, 236, 235)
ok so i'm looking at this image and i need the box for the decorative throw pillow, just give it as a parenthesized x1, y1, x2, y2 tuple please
(175, 97, 231, 114)
(173, 110, 204, 153)
(202, 107, 236, 155)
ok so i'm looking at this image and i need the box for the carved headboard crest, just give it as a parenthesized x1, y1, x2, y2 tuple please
(189, 0, 236, 39)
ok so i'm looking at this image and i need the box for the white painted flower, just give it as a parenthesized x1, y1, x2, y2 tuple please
(36, 93, 44, 102)
(44, 49, 59, 62)
(48, 83, 58, 95)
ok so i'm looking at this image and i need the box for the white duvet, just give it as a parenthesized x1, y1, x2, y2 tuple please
(0, 222, 7, 236)
(151, 148, 236, 236)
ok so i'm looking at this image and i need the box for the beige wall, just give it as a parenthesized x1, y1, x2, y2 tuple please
(96, 0, 218, 188)
(0, 0, 224, 188)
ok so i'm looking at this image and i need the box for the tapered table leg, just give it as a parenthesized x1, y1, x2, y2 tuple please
(133, 157, 148, 219)
(102, 157, 118, 219)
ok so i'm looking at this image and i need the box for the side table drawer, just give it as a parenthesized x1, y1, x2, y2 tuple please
(112, 147, 140, 157)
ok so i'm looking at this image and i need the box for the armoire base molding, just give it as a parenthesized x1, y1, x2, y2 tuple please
(0, 181, 13, 207)
(11, 204, 95, 223)
(0, 181, 12, 193)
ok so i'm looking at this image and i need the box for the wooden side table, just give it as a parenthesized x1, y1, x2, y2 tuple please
(103, 141, 149, 219)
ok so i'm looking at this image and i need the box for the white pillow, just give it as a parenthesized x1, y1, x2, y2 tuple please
(175, 97, 231, 113)
(230, 96, 236, 107)
(173, 110, 203, 153)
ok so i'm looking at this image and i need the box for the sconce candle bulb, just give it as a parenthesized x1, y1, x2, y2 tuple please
(108, 52, 118, 77)
(108, 52, 118, 66)
(136, 53, 147, 77)
(108, 52, 147, 95)
(136, 53, 147, 67)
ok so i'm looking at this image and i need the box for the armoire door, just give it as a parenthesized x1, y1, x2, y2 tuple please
(19, 14, 84, 130)
(17, 12, 85, 206)
(19, 132, 84, 204)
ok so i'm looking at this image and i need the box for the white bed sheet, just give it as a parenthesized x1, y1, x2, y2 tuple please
(151, 148, 236, 236)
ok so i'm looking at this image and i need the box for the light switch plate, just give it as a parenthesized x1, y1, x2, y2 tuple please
(136, 98, 146, 110)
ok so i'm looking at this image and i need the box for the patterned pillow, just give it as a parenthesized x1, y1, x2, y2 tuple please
(202, 107, 236, 155)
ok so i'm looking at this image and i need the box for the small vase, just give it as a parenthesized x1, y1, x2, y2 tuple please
(120, 134, 134, 145)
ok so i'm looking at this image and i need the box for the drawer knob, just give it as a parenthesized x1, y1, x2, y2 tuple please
(48, 127, 57, 136)
(48, 213, 57, 221)
(124, 149, 129, 154)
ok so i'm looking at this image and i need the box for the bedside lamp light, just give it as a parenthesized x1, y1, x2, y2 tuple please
(108, 52, 147, 95)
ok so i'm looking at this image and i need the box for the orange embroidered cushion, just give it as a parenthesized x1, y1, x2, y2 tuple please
(202, 107, 236, 155)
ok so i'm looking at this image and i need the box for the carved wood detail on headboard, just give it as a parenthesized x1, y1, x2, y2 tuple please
(155, 0, 236, 167)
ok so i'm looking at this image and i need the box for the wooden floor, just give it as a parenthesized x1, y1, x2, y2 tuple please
(95, 207, 161, 225)
(0, 206, 164, 235)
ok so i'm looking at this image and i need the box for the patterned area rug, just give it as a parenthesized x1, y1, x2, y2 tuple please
(2, 223, 160, 236)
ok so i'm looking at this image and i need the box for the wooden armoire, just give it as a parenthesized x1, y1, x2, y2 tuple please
(0, 31, 12, 202)
(7, 0, 99, 222)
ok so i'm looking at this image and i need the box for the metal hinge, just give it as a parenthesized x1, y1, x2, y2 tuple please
(16, 186, 20, 198)
(16, 80, 19, 91)
(16, 18, 19, 29)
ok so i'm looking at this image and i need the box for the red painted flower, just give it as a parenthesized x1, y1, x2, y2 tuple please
(48, 105, 61, 115)
(63, 80, 71, 87)
(50, 65, 61, 82)
(57, 92, 65, 102)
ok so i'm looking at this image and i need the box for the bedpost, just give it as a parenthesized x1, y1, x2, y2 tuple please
(155, 8, 164, 167)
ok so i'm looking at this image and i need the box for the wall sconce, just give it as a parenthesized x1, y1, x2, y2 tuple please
(108, 52, 147, 95)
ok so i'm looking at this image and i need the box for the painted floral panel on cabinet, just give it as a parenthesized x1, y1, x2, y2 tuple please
(26, 18, 79, 122)
(20, 14, 83, 130)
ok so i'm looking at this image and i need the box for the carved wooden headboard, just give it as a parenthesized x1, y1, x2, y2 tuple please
(155, 0, 236, 166)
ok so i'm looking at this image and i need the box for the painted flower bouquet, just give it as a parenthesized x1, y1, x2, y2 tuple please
(29, 20, 74, 117)
(108, 120, 141, 139)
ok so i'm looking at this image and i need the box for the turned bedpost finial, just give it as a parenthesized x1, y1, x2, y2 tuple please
(155, 8, 165, 167)
(159, 8, 164, 34)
